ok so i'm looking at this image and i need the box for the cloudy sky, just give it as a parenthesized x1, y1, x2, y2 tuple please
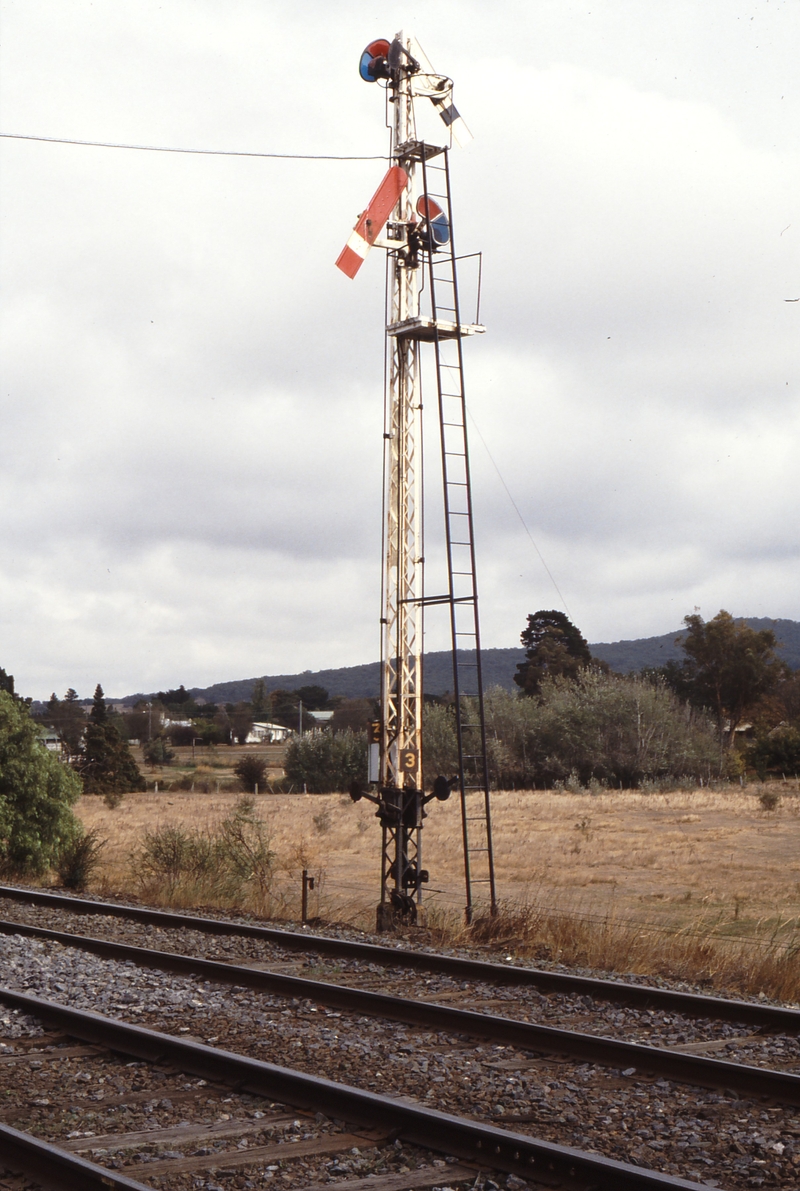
(1, 0, 797, 701)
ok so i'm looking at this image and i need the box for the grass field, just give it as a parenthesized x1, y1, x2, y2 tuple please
(73, 780, 800, 1002)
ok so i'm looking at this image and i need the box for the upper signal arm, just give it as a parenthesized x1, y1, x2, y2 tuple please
(335, 165, 409, 279)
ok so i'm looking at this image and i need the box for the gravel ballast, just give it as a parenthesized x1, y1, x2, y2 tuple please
(1, 933, 798, 1188)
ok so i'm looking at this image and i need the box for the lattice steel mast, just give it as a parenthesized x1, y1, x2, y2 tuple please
(337, 33, 497, 928)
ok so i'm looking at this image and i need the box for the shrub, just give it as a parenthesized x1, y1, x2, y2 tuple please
(0, 690, 82, 876)
(143, 736, 175, 766)
(313, 808, 332, 834)
(438, 675, 721, 790)
(284, 730, 367, 793)
(520, 672, 721, 787)
(134, 796, 274, 908)
(759, 790, 780, 812)
(747, 726, 800, 780)
(55, 828, 106, 890)
(234, 755, 268, 791)
(421, 702, 459, 788)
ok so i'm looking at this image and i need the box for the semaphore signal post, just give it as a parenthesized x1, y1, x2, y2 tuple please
(337, 33, 497, 930)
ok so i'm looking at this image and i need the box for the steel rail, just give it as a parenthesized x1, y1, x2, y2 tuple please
(2, 917, 798, 1105)
(0, 1121, 153, 1191)
(1, 883, 797, 1031)
(0, 987, 714, 1191)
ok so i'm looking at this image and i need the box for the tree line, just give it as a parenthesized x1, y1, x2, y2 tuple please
(284, 609, 800, 792)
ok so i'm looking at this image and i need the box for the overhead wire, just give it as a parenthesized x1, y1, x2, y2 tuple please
(0, 131, 389, 161)
(466, 411, 572, 618)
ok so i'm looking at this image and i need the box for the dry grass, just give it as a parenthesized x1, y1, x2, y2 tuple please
(67, 780, 800, 1003)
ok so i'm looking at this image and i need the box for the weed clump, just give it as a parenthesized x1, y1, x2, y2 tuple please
(55, 828, 106, 890)
(459, 897, 800, 1004)
(133, 796, 275, 911)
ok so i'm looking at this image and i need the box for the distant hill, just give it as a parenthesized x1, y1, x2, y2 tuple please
(122, 617, 799, 705)
(590, 617, 800, 674)
(124, 648, 527, 705)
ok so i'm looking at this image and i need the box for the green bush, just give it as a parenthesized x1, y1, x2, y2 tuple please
(421, 702, 459, 788)
(0, 690, 82, 876)
(422, 675, 721, 791)
(747, 726, 800, 780)
(284, 729, 367, 793)
(143, 736, 175, 766)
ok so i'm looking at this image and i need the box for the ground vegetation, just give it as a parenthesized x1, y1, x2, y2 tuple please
(0, 689, 82, 876)
(284, 729, 367, 793)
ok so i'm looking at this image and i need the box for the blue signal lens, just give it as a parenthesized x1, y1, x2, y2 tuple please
(430, 213, 450, 245)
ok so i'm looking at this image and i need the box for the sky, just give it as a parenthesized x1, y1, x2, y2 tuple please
(1, 0, 798, 701)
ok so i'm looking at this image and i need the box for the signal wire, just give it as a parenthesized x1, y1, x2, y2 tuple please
(466, 410, 572, 619)
(0, 131, 389, 161)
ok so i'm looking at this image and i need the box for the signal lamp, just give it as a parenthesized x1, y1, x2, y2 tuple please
(359, 39, 391, 82)
(416, 196, 450, 247)
(432, 775, 454, 801)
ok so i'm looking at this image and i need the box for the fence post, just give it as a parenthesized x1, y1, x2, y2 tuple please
(301, 869, 315, 924)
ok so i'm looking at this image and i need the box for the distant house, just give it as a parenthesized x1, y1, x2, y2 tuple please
(307, 710, 334, 728)
(246, 722, 293, 744)
(163, 717, 193, 730)
(36, 726, 63, 753)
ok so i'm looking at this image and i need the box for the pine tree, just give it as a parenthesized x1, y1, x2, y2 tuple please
(513, 610, 593, 696)
(80, 684, 145, 803)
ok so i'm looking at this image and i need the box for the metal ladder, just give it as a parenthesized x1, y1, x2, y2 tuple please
(420, 149, 498, 923)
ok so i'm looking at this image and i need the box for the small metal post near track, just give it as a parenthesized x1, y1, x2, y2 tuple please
(301, 868, 315, 923)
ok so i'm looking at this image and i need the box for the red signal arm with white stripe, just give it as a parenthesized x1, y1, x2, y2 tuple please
(336, 165, 409, 279)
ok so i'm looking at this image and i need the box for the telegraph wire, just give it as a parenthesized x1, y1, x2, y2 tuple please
(467, 410, 572, 619)
(0, 131, 388, 161)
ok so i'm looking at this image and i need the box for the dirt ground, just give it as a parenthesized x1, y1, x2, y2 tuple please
(77, 782, 800, 943)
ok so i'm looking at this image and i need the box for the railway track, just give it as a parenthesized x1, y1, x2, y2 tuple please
(1, 885, 798, 1186)
(1, 884, 796, 1029)
(0, 989, 718, 1191)
(1, 915, 798, 1105)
